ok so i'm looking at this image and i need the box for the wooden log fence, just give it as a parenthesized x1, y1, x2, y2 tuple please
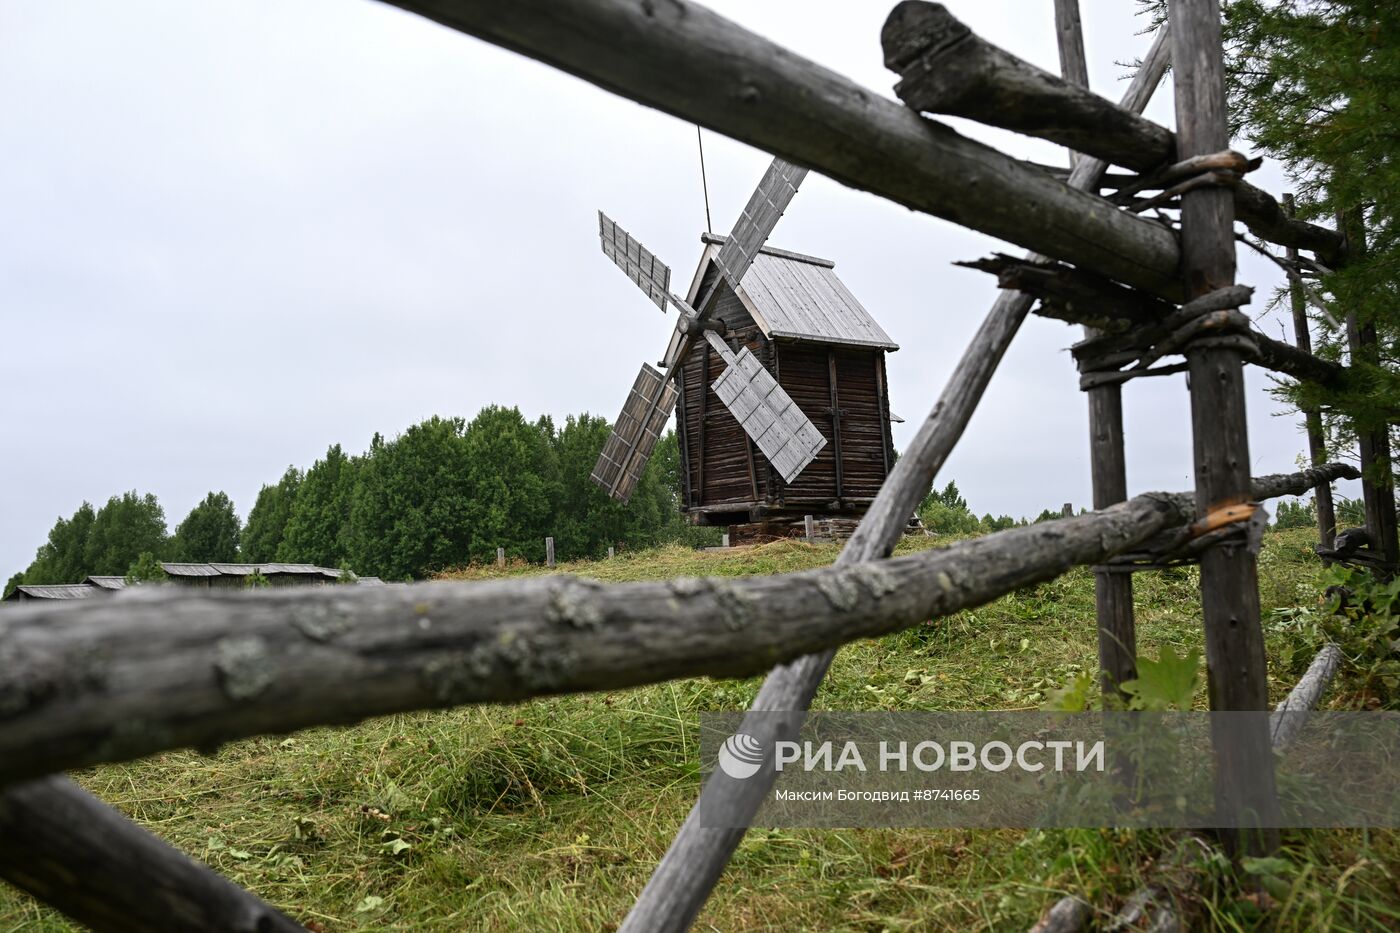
(622, 15, 1178, 932)
(0, 464, 1352, 789)
(2, 0, 1386, 929)
(0, 465, 1357, 932)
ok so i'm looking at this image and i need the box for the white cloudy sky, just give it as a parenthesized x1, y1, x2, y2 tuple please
(0, 0, 1348, 578)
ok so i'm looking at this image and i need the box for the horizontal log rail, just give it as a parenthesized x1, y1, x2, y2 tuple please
(962, 254, 1347, 388)
(0, 464, 1356, 788)
(378, 0, 1183, 298)
(881, 0, 1345, 263)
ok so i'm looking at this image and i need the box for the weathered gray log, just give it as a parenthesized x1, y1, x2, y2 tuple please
(0, 775, 304, 932)
(881, 1, 1345, 263)
(966, 254, 1345, 388)
(0, 467, 1350, 790)
(1284, 195, 1336, 548)
(1236, 181, 1346, 263)
(883, 1, 1172, 174)
(1051, 0, 1089, 169)
(618, 27, 1177, 932)
(378, 0, 1182, 298)
(1171, 0, 1279, 857)
(1270, 643, 1342, 749)
(958, 255, 1171, 334)
(1086, 353, 1137, 697)
(1028, 893, 1089, 933)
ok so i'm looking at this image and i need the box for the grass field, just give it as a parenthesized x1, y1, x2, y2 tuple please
(4, 529, 1398, 931)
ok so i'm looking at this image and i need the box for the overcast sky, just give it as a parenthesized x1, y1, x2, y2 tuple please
(0, 0, 1349, 578)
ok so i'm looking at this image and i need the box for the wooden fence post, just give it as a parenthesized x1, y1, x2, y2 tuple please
(804, 514, 815, 543)
(1052, 0, 1138, 702)
(546, 537, 556, 568)
(1170, 0, 1279, 856)
(1284, 193, 1337, 549)
(496, 547, 505, 568)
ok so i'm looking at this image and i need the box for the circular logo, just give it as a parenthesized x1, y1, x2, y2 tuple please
(717, 732, 764, 779)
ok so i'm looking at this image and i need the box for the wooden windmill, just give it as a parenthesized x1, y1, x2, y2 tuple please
(592, 158, 899, 542)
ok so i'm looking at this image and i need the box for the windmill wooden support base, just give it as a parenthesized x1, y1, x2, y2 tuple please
(726, 514, 861, 546)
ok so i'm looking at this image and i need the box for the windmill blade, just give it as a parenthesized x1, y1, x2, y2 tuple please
(706, 334, 826, 484)
(591, 363, 681, 501)
(713, 158, 809, 291)
(598, 211, 672, 312)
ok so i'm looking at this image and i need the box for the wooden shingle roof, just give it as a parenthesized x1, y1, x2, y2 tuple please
(690, 234, 898, 350)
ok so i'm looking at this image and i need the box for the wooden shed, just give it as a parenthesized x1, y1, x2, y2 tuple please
(669, 234, 898, 535)
(3, 583, 103, 602)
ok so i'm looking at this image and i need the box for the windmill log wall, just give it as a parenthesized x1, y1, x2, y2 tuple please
(775, 343, 891, 508)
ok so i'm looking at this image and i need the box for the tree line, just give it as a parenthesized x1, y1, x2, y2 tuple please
(4, 407, 716, 595)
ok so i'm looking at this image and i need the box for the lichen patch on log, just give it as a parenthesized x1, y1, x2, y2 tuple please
(214, 636, 275, 702)
(546, 577, 607, 629)
(290, 601, 353, 643)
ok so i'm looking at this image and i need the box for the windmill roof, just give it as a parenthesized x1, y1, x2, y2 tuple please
(691, 234, 898, 351)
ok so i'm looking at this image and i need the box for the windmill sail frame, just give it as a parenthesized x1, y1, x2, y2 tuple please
(713, 159, 808, 292)
(705, 333, 826, 484)
(591, 362, 681, 501)
(598, 211, 672, 312)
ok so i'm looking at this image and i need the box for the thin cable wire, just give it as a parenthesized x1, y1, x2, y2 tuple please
(696, 126, 713, 235)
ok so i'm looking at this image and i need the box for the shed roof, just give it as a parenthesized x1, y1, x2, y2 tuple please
(262, 564, 343, 578)
(161, 562, 222, 577)
(6, 584, 101, 600)
(163, 561, 345, 579)
(688, 234, 898, 351)
(85, 576, 128, 590)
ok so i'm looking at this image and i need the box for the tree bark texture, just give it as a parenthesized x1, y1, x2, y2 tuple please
(1283, 194, 1336, 548)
